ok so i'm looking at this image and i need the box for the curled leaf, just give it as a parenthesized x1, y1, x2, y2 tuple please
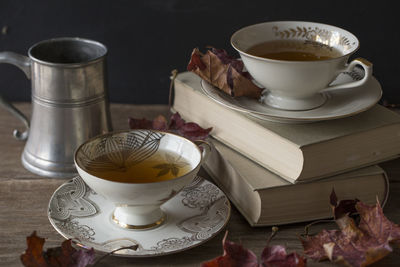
(202, 232, 259, 267)
(330, 189, 359, 219)
(152, 115, 168, 131)
(187, 47, 263, 98)
(72, 249, 96, 267)
(188, 51, 206, 71)
(301, 196, 400, 267)
(261, 245, 307, 267)
(20, 231, 95, 267)
(128, 117, 153, 130)
(202, 230, 306, 267)
(129, 112, 212, 141)
(169, 112, 185, 130)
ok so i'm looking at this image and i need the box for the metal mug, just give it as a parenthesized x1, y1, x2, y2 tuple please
(0, 37, 112, 178)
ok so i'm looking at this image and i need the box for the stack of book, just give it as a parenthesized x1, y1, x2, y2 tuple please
(172, 71, 400, 226)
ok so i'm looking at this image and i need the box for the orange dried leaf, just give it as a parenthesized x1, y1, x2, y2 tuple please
(21, 231, 47, 267)
(152, 115, 168, 131)
(188, 47, 262, 99)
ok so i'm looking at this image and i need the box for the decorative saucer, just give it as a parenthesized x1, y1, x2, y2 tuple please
(201, 69, 382, 123)
(48, 175, 231, 257)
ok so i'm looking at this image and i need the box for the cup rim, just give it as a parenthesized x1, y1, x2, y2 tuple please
(230, 20, 360, 63)
(74, 129, 203, 185)
(28, 37, 108, 67)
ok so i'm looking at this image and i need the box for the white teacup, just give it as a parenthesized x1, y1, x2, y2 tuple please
(74, 129, 210, 230)
(231, 21, 373, 110)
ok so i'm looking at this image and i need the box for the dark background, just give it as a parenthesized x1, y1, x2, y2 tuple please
(0, 0, 398, 104)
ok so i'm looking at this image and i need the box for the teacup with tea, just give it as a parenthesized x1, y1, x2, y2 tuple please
(74, 129, 210, 230)
(231, 21, 373, 110)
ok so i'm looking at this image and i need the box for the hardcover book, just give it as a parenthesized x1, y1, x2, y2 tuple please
(203, 138, 389, 226)
(173, 71, 400, 183)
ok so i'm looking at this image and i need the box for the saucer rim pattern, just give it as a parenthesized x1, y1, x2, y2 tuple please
(201, 69, 382, 123)
(48, 175, 231, 257)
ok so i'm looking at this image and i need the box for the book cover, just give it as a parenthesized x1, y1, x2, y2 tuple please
(173, 71, 400, 182)
(203, 138, 389, 226)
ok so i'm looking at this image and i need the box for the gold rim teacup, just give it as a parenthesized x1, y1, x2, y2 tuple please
(231, 21, 372, 111)
(74, 129, 210, 230)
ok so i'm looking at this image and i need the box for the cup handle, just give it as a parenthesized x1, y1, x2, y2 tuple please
(194, 140, 212, 164)
(322, 57, 373, 92)
(0, 52, 31, 141)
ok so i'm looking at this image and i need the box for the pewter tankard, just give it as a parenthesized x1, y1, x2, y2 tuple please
(0, 37, 112, 178)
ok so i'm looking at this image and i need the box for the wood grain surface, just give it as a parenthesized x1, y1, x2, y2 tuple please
(0, 103, 399, 266)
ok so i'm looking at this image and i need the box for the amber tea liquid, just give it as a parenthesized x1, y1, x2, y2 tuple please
(86, 150, 193, 183)
(246, 40, 342, 61)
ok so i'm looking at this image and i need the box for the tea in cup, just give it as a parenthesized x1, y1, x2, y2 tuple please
(74, 129, 210, 229)
(231, 21, 373, 110)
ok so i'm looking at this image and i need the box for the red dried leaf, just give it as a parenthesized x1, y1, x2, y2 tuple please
(45, 239, 76, 267)
(71, 248, 96, 267)
(169, 112, 186, 130)
(301, 198, 400, 267)
(330, 189, 359, 219)
(202, 231, 306, 267)
(301, 229, 331, 262)
(261, 245, 307, 267)
(128, 117, 153, 130)
(357, 201, 400, 246)
(188, 50, 206, 71)
(21, 232, 95, 267)
(202, 232, 259, 267)
(187, 47, 262, 98)
(129, 112, 212, 141)
(177, 122, 212, 141)
(209, 48, 246, 74)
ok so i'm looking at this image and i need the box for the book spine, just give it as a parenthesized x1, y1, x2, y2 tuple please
(203, 143, 262, 226)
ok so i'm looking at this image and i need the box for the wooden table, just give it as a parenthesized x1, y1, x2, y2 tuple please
(1, 103, 399, 267)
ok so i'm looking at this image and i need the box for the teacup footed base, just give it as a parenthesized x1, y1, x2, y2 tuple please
(263, 92, 328, 111)
(112, 207, 166, 230)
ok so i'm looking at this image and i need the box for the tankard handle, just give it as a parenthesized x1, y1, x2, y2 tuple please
(0, 52, 31, 141)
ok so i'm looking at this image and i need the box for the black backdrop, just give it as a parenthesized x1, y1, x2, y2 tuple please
(0, 0, 398, 104)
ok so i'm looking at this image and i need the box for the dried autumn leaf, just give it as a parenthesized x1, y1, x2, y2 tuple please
(201, 232, 259, 267)
(261, 245, 307, 267)
(45, 239, 76, 267)
(301, 195, 400, 267)
(330, 189, 359, 219)
(71, 249, 96, 267)
(128, 112, 212, 141)
(21, 231, 47, 267)
(188, 47, 263, 98)
(202, 230, 306, 267)
(169, 112, 186, 130)
(128, 117, 153, 130)
(20, 231, 95, 267)
(152, 115, 168, 131)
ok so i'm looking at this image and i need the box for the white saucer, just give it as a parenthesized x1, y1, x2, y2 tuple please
(201, 69, 382, 123)
(48, 175, 230, 257)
